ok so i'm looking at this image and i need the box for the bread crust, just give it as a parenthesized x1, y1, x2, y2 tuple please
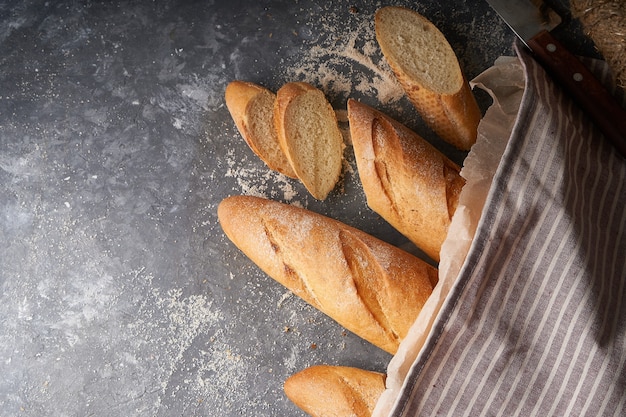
(348, 99, 464, 262)
(274, 82, 344, 200)
(284, 365, 386, 417)
(217, 195, 437, 354)
(375, 6, 481, 150)
(225, 80, 297, 178)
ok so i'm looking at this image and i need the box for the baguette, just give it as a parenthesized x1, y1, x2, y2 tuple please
(374, 6, 481, 150)
(217, 195, 438, 354)
(225, 80, 297, 178)
(274, 82, 344, 200)
(284, 365, 386, 417)
(347, 99, 464, 263)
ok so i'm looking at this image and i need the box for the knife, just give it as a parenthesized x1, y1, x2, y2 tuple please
(486, 0, 626, 158)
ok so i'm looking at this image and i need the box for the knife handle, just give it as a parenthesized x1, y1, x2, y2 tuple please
(528, 30, 626, 158)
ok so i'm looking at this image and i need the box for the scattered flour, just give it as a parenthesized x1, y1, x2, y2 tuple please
(282, 10, 404, 105)
(124, 268, 251, 413)
(223, 148, 299, 202)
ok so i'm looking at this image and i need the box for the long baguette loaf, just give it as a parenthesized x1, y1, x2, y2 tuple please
(347, 99, 464, 263)
(375, 6, 481, 150)
(284, 365, 386, 417)
(225, 80, 298, 178)
(217, 195, 438, 354)
(274, 82, 344, 200)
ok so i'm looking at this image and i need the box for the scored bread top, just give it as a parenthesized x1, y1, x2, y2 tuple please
(217, 195, 437, 354)
(274, 82, 344, 200)
(225, 80, 297, 178)
(284, 365, 386, 417)
(348, 99, 464, 262)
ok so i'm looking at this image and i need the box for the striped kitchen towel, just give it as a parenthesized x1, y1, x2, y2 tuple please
(390, 43, 626, 416)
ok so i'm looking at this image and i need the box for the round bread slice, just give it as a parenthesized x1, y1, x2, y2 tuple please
(375, 6, 481, 150)
(225, 80, 297, 178)
(284, 365, 386, 417)
(274, 82, 344, 200)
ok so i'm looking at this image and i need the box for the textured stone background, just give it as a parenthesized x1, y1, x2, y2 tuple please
(0, 1, 595, 416)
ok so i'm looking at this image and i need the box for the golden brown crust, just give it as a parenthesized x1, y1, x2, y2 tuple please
(284, 365, 386, 417)
(217, 195, 437, 354)
(274, 82, 344, 200)
(374, 6, 481, 150)
(347, 99, 464, 263)
(402, 78, 481, 151)
(224, 80, 298, 178)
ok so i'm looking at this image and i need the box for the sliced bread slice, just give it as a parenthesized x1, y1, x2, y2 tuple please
(375, 6, 481, 150)
(274, 82, 344, 200)
(225, 80, 297, 178)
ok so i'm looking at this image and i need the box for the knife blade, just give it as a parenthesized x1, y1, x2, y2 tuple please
(486, 0, 626, 158)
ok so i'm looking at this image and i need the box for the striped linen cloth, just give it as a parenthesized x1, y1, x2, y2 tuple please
(390, 44, 626, 416)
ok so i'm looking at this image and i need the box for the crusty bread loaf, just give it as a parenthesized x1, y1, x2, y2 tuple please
(225, 80, 298, 178)
(284, 365, 386, 417)
(217, 195, 437, 354)
(274, 82, 344, 200)
(347, 99, 464, 263)
(374, 6, 481, 150)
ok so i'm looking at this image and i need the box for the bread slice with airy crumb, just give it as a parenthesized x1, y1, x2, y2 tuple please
(284, 365, 386, 417)
(375, 6, 481, 150)
(225, 80, 297, 178)
(274, 82, 344, 200)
